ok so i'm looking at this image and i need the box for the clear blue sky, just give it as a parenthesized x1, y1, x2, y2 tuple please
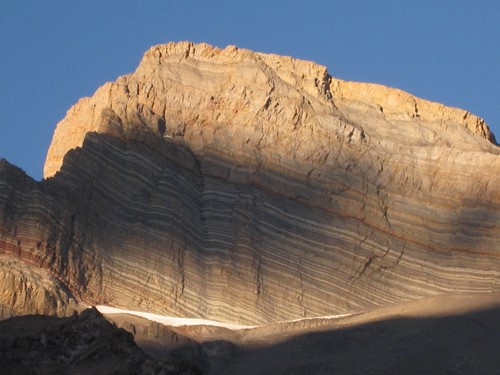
(1, 1, 499, 180)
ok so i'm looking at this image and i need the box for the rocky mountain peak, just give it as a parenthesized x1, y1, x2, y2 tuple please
(43, 41, 497, 179)
(1, 42, 499, 326)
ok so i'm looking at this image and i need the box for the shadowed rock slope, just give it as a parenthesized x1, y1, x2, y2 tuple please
(1, 41, 499, 324)
(0, 307, 203, 375)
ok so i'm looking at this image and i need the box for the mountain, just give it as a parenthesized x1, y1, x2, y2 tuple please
(1, 41, 499, 326)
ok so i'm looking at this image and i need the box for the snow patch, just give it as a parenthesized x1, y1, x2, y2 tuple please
(96, 305, 355, 331)
(96, 305, 257, 330)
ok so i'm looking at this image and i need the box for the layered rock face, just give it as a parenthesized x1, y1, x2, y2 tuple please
(1, 42, 499, 324)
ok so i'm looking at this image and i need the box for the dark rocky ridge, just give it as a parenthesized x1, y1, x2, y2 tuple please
(0, 307, 204, 375)
(2, 296, 500, 375)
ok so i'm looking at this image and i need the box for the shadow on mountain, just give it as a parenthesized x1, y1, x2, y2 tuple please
(2, 305, 500, 375)
(0, 307, 204, 375)
(210, 305, 500, 375)
(1, 130, 500, 323)
(0, 129, 499, 372)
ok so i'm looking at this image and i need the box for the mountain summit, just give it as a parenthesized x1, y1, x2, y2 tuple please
(45, 41, 497, 178)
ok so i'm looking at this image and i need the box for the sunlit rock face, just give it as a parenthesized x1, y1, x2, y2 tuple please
(1, 42, 500, 324)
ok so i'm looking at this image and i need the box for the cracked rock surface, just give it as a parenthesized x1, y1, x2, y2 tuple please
(0, 42, 499, 325)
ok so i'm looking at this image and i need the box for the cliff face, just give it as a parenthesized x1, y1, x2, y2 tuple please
(1, 42, 499, 324)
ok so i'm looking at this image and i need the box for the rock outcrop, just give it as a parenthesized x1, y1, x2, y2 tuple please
(0, 308, 204, 375)
(1, 42, 499, 324)
(0, 255, 78, 319)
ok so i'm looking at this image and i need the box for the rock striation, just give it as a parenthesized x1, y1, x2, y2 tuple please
(1, 42, 500, 324)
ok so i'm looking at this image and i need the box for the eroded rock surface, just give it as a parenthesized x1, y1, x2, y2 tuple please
(0, 255, 78, 319)
(1, 42, 499, 324)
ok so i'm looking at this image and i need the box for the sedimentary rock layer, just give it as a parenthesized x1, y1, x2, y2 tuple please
(1, 42, 499, 324)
